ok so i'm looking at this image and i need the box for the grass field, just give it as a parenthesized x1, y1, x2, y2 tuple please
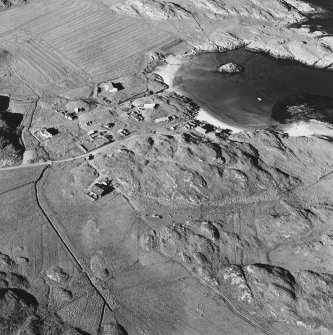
(38, 162, 139, 273)
(111, 259, 265, 335)
(0, 0, 180, 95)
(0, 166, 105, 333)
(0, 165, 43, 193)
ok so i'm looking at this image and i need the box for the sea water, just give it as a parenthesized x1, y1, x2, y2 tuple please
(173, 49, 333, 128)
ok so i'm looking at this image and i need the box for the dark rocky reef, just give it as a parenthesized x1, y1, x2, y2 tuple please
(272, 93, 333, 124)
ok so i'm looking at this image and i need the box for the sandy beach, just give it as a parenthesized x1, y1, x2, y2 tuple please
(154, 55, 183, 88)
(154, 55, 244, 133)
(195, 108, 243, 132)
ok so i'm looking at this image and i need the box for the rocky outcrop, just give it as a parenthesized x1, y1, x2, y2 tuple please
(0, 111, 23, 167)
(219, 265, 333, 331)
(0, 0, 29, 9)
(94, 131, 300, 208)
(112, 0, 192, 20)
(217, 62, 244, 73)
(0, 133, 23, 167)
(110, 0, 333, 70)
(0, 289, 38, 334)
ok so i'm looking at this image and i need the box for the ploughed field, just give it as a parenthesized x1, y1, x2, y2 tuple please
(0, 0, 178, 95)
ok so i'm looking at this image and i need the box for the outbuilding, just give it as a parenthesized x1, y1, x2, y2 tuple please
(117, 128, 130, 136)
(143, 103, 157, 110)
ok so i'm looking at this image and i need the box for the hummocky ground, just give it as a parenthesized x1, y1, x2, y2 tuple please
(0, 0, 333, 334)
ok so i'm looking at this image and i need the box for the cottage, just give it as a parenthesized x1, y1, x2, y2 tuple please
(103, 122, 115, 129)
(39, 128, 53, 139)
(154, 116, 170, 124)
(101, 82, 123, 93)
(64, 113, 74, 121)
(102, 83, 118, 93)
(86, 184, 105, 200)
(118, 128, 130, 136)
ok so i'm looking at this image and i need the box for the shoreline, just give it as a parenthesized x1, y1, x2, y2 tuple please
(154, 55, 183, 88)
(154, 54, 244, 133)
(154, 53, 333, 137)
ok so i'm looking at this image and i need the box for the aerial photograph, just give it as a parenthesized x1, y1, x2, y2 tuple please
(1, 0, 333, 334)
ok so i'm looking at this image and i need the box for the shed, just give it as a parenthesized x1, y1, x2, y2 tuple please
(154, 116, 170, 124)
(195, 126, 210, 134)
(86, 184, 106, 200)
(118, 128, 130, 136)
(143, 103, 157, 110)
(74, 107, 85, 113)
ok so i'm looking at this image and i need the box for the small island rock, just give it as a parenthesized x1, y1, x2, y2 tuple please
(217, 62, 244, 73)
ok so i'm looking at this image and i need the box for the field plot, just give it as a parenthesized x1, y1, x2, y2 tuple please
(0, 50, 39, 100)
(0, 0, 63, 35)
(0, 0, 180, 93)
(0, 165, 43, 193)
(0, 183, 45, 239)
(1, 33, 90, 94)
(30, 0, 177, 81)
(9, 99, 35, 115)
(0, 73, 38, 101)
(36, 124, 86, 159)
(55, 287, 105, 333)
